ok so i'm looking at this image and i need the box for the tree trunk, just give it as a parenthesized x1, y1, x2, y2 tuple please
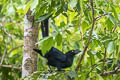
(22, 10, 38, 78)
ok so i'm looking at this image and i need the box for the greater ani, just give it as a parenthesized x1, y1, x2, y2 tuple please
(33, 47, 81, 71)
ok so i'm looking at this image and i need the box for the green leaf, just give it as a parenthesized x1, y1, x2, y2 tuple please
(55, 33, 62, 46)
(91, 50, 96, 55)
(65, 29, 72, 35)
(118, 23, 120, 27)
(45, 0, 51, 4)
(76, 0, 80, 13)
(105, 18, 113, 30)
(62, 13, 68, 17)
(0, 35, 3, 42)
(74, 41, 80, 49)
(36, 37, 49, 44)
(54, 8, 63, 17)
(7, 5, 15, 16)
(96, 52, 102, 59)
(69, 0, 77, 9)
(118, 13, 120, 21)
(38, 37, 54, 54)
(66, 71, 77, 79)
(30, 0, 38, 10)
(60, 21, 65, 27)
(107, 41, 115, 54)
(50, 22, 59, 32)
(108, 14, 117, 26)
(111, 5, 118, 20)
(63, 4, 68, 12)
(96, 74, 104, 80)
(24, 1, 32, 14)
(37, 13, 51, 22)
(88, 51, 95, 64)
(35, 2, 47, 19)
(117, 20, 120, 27)
(81, 20, 89, 33)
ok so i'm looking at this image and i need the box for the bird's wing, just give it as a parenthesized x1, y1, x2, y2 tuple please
(45, 47, 66, 62)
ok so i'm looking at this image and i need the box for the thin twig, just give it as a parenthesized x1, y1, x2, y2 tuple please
(0, 24, 13, 64)
(78, 14, 83, 40)
(0, 24, 12, 38)
(92, 69, 120, 78)
(95, 12, 112, 20)
(7, 45, 23, 54)
(102, 45, 107, 73)
(0, 39, 8, 65)
(0, 45, 23, 65)
(100, 69, 120, 76)
(0, 64, 21, 71)
(112, 26, 117, 32)
(75, 0, 95, 72)
(87, 64, 98, 76)
(0, 45, 7, 64)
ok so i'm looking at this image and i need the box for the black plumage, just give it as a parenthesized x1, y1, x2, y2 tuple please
(33, 47, 81, 71)
(41, 18, 49, 37)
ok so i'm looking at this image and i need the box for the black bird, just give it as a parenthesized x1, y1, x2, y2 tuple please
(33, 47, 81, 71)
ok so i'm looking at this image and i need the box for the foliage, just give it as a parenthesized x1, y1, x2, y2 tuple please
(0, 0, 120, 80)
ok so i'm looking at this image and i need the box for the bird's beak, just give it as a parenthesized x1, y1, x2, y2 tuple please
(74, 50, 81, 54)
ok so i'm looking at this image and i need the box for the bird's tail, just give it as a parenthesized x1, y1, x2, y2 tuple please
(33, 49, 43, 57)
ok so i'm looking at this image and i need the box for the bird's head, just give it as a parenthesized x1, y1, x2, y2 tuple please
(66, 49, 81, 56)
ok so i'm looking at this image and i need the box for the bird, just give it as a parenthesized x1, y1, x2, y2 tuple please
(33, 47, 81, 71)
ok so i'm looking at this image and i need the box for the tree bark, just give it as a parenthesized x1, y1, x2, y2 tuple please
(22, 10, 39, 78)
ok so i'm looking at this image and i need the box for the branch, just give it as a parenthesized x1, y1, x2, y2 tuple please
(0, 24, 12, 38)
(75, 0, 95, 72)
(1, 45, 23, 65)
(87, 64, 120, 78)
(102, 45, 107, 73)
(95, 12, 112, 20)
(78, 14, 83, 40)
(100, 69, 120, 76)
(112, 26, 117, 32)
(84, 3, 91, 13)
(87, 64, 98, 76)
(0, 45, 7, 64)
(8, 45, 23, 54)
(91, 69, 120, 79)
(0, 64, 21, 71)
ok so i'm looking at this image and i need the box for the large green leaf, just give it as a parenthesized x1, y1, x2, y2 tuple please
(107, 41, 115, 54)
(35, 2, 47, 19)
(81, 20, 89, 34)
(105, 18, 113, 30)
(39, 37, 54, 54)
(108, 14, 117, 26)
(55, 33, 62, 46)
